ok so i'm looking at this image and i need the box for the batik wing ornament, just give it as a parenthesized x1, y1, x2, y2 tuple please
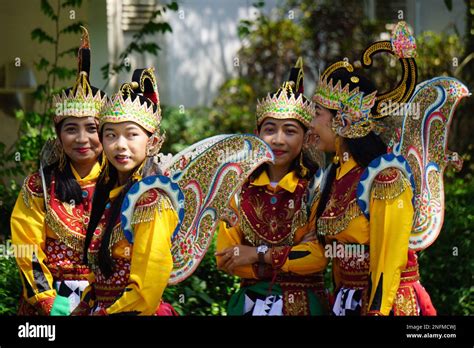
(355, 22, 471, 250)
(393, 77, 470, 250)
(121, 134, 274, 284)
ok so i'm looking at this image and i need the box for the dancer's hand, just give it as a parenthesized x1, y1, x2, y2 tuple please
(215, 245, 259, 274)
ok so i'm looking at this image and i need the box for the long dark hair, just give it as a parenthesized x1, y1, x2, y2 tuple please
(83, 164, 134, 278)
(83, 126, 152, 278)
(315, 110, 387, 244)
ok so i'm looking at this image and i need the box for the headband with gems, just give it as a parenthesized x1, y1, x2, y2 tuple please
(313, 21, 417, 138)
(99, 68, 161, 134)
(256, 58, 316, 128)
(52, 26, 107, 124)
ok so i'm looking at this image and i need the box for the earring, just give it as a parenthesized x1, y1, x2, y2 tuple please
(299, 152, 309, 177)
(333, 136, 341, 165)
(146, 132, 164, 157)
(101, 154, 110, 183)
(131, 161, 146, 182)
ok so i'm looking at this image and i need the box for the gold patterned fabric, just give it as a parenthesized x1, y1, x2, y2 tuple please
(85, 186, 178, 315)
(10, 162, 101, 311)
(217, 170, 329, 315)
(311, 156, 435, 315)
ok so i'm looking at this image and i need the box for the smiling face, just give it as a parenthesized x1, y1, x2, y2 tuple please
(102, 121, 150, 182)
(59, 116, 102, 170)
(258, 118, 305, 170)
(309, 104, 337, 153)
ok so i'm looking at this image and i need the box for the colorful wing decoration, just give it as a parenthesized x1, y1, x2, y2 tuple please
(121, 134, 274, 284)
(392, 77, 470, 250)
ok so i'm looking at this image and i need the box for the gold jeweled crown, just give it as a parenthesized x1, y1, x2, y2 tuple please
(256, 58, 316, 128)
(313, 21, 418, 139)
(99, 68, 161, 134)
(52, 26, 107, 124)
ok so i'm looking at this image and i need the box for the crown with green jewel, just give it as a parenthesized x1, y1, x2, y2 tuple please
(256, 58, 315, 128)
(99, 68, 161, 134)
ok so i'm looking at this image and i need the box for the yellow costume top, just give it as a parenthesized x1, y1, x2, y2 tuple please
(311, 156, 414, 315)
(10, 162, 101, 313)
(86, 185, 178, 315)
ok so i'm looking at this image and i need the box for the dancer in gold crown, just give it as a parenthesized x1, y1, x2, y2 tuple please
(216, 58, 328, 316)
(11, 27, 107, 316)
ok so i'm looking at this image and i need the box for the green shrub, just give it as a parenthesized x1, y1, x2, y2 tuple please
(418, 171, 474, 315)
(0, 250, 22, 315)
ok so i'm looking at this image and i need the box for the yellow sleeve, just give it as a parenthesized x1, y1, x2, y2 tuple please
(216, 220, 258, 279)
(367, 174, 414, 315)
(273, 195, 327, 276)
(106, 197, 177, 315)
(277, 241, 328, 275)
(10, 177, 57, 311)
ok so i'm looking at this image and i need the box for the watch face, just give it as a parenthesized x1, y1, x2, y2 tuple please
(257, 245, 268, 254)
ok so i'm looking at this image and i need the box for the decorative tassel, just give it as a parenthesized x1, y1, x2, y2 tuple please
(317, 200, 363, 236)
(372, 173, 409, 200)
(131, 161, 146, 182)
(58, 146, 66, 172)
(299, 152, 309, 177)
(333, 135, 342, 165)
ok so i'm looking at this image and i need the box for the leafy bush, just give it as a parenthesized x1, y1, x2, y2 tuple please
(0, 251, 22, 315)
(418, 170, 474, 315)
(162, 234, 240, 315)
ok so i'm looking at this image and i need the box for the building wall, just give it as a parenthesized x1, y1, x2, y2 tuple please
(0, 0, 468, 149)
(0, 0, 108, 148)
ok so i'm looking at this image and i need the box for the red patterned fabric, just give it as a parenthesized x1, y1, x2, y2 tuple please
(156, 301, 179, 316)
(320, 166, 365, 221)
(240, 179, 307, 245)
(25, 173, 43, 194)
(44, 238, 90, 280)
(336, 246, 436, 316)
(46, 176, 95, 252)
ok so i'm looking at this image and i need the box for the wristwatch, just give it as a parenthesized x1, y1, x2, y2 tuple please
(257, 245, 269, 262)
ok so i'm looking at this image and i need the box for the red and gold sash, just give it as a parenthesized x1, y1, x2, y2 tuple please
(44, 175, 95, 253)
(317, 166, 365, 237)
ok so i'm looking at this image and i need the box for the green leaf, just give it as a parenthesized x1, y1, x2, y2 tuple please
(41, 0, 58, 20)
(59, 22, 84, 34)
(140, 42, 161, 54)
(33, 84, 48, 101)
(58, 46, 79, 58)
(100, 63, 110, 80)
(166, 2, 179, 11)
(31, 28, 55, 44)
(35, 57, 50, 71)
(141, 22, 172, 35)
(444, 0, 453, 11)
(237, 23, 251, 39)
(253, 1, 265, 8)
(49, 66, 77, 80)
(61, 0, 83, 7)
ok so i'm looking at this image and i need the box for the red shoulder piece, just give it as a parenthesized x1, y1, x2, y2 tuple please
(135, 188, 161, 208)
(24, 172, 44, 196)
(374, 167, 401, 184)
